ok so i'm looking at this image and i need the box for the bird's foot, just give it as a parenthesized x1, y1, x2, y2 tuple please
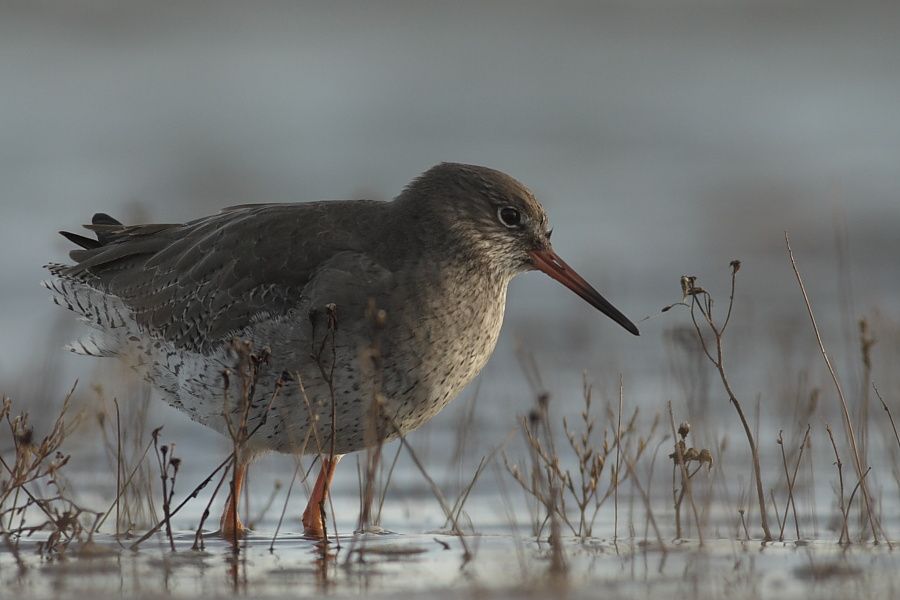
(219, 516, 248, 541)
(301, 455, 341, 539)
(301, 504, 327, 539)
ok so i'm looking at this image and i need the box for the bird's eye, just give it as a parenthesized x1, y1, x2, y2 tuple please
(498, 206, 522, 228)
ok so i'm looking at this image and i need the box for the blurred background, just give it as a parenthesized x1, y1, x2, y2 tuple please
(1, 0, 899, 466)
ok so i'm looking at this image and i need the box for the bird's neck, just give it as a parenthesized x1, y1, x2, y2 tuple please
(388, 198, 515, 286)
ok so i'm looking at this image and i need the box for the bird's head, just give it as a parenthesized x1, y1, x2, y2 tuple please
(398, 163, 639, 336)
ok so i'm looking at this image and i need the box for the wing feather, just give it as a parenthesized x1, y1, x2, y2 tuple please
(49, 200, 389, 352)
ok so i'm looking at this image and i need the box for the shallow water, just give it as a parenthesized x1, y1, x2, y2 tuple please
(5, 530, 900, 600)
(4, 376, 900, 600)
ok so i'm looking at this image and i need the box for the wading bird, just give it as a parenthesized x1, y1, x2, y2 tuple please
(45, 163, 638, 539)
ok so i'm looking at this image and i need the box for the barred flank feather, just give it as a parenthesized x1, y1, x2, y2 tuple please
(64, 333, 118, 357)
(42, 275, 129, 331)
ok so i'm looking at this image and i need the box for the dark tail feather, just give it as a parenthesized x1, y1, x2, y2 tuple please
(60, 230, 102, 250)
(90, 213, 124, 244)
(92, 213, 123, 227)
(60, 213, 125, 259)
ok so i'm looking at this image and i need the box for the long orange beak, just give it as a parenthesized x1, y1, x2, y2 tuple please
(529, 247, 639, 336)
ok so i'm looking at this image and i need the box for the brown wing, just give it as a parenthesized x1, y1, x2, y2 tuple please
(51, 201, 388, 352)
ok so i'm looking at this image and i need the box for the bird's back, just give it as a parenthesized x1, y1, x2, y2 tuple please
(49, 201, 390, 351)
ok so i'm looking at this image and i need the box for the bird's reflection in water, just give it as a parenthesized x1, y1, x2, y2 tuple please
(312, 539, 340, 592)
(224, 541, 247, 594)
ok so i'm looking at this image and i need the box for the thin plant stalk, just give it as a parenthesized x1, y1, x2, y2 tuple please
(678, 264, 772, 541)
(614, 375, 624, 542)
(785, 233, 880, 542)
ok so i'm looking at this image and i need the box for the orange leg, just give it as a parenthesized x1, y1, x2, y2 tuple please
(220, 461, 248, 540)
(302, 455, 342, 538)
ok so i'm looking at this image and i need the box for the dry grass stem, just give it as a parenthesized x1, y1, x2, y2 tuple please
(504, 368, 657, 545)
(776, 425, 811, 541)
(874, 384, 900, 453)
(785, 233, 880, 542)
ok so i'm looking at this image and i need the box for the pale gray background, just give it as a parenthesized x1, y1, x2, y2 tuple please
(1, 1, 898, 433)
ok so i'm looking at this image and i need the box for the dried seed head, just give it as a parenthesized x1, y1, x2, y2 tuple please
(680, 276, 693, 299)
(256, 346, 272, 366)
(859, 318, 876, 370)
(325, 303, 338, 330)
(730, 259, 742, 274)
(669, 440, 688, 463)
(678, 421, 691, 439)
(537, 392, 550, 410)
(698, 448, 713, 469)
(15, 426, 34, 448)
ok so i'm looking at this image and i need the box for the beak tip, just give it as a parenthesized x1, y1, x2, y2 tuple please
(530, 247, 641, 337)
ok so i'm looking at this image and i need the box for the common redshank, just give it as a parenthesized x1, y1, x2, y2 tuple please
(45, 163, 638, 538)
